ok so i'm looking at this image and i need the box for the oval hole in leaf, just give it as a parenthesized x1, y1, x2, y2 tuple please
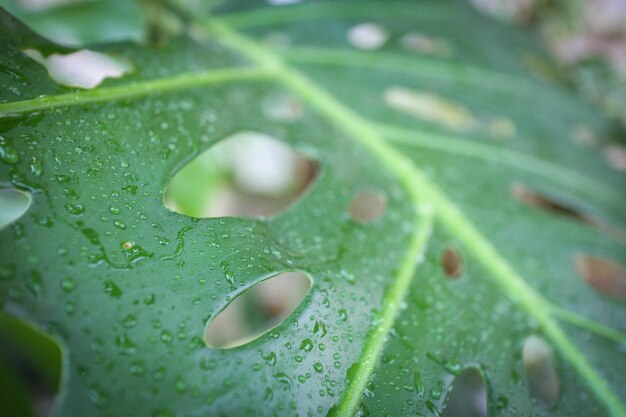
(511, 183, 625, 242)
(442, 367, 487, 417)
(384, 87, 478, 131)
(164, 132, 318, 219)
(523, 335, 559, 409)
(348, 190, 386, 223)
(604, 144, 626, 172)
(347, 23, 388, 50)
(0, 187, 32, 229)
(442, 246, 463, 279)
(23, 48, 132, 89)
(204, 271, 311, 349)
(574, 255, 626, 301)
(0, 313, 62, 417)
(511, 183, 588, 222)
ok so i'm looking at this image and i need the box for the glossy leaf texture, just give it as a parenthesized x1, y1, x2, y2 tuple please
(1, 1, 625, 416)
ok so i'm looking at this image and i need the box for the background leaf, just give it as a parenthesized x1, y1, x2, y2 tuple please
(0, 0, 145, 46)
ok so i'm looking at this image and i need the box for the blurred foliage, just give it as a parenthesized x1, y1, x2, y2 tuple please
(0, 0, 145, 46)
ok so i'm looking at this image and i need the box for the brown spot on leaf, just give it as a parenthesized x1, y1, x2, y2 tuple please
(574, 255, 626, 300)
(511, 183, 588, 221)
(442, 247, 463, 279)
(511, 183, 626, 243)
(349, 191, 386, 223)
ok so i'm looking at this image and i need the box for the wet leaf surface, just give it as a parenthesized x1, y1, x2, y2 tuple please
(1, 1, 625, 416)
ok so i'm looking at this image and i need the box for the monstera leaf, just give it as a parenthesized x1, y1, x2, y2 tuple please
(1, 1, 625, 416)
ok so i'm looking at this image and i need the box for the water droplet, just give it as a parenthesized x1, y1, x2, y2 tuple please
(0, 137, 19, 165)
(175, 377, 187, 393)
(64, 203, 85, 216)
(160, 330, 173, 344)
(65, 301, 76, 315)
(221, 260, 235, 286)
(313, 320, 327, 337)
(103, 280, 122, 298)
(61, 278, 76, 293)
(87, 384, 110, 409)
(340, 269, 356, 284)
(152, 367, 166, 381)
(113, 219, 126, 230)
(413, 372, 424, 397)
(30, 157, 42, 176)
(429, 380, 444, 400)
(264, 352, 277, 366)
(129, 360, 145, 376)
(26, 271, 42, 297)
(114, 333, 136, 355)
(122, 314, 137, 328)
(274, 372, 293, 390)
(299, 338, 314, 352)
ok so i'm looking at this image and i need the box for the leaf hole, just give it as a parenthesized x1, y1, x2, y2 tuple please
(0, 313, 62, 417)
(441, 246, 463, 279)
(511, 182, 605, 227)
(604, 144, 626, 172)
(262, 93, 304, 121)
(511, 183, 626, 242)
(511, 184, 585, 219)
(23, 48, 133, 89)
(384, 87, 478, 131)
(401, 33, 452, 57)
(164, 132, 318, 219)
(574, 255, 626, 301)
(348, 190, 386, 223)
(442, 367, 488, 417)
(204, 271, 311, 349)
(522, 335, 559, 409)
(0, 186, 32, 230)
(347, 23, 389, 50)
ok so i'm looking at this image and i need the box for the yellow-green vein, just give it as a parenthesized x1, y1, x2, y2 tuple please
(207, 18, 626, 417)
(378, 124, 626, 228)
(221, 1, 458, 29)
(548, 304, 626, 345)
(283, 47, 536, 96)
(0, 66, 272, 115)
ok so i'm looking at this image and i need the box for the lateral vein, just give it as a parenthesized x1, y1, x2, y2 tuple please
(0, 66, 272, 116)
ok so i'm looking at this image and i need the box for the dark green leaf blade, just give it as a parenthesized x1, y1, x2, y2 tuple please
(1, 1, 625, 417)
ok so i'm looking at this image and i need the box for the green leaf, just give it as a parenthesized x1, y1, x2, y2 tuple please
(1, 1, 625, 416)
(0, 0, 144, 46)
